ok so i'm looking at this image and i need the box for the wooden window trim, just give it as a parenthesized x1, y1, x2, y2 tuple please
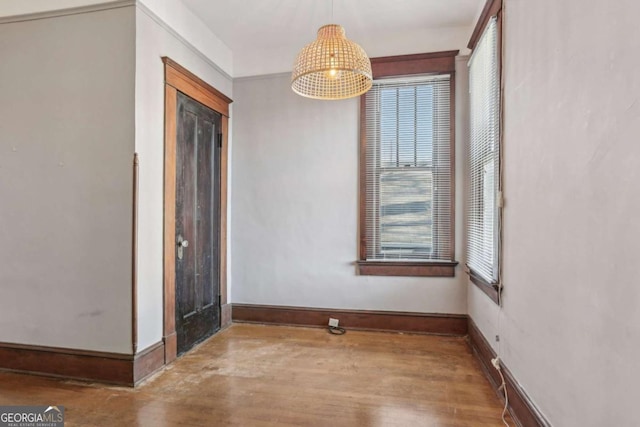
(466, 0, 503, 304)
(369, 50, 460, 79)
(357, 260, 459, 277)
(358, 50, 459, 277)
(467, 0, 503, 51)
(162, 57, 232, 363)
(469, 269, 501, 304)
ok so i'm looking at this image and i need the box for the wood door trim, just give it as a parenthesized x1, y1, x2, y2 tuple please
(163, 57, 232, 364)
(220, 116, 229, 305)
(163, 85, 178, 363)
(162, 57, 231, 117)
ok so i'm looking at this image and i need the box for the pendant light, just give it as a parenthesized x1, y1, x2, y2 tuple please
(291, 2, 372, 100)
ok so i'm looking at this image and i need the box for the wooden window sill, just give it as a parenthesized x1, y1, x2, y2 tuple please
(468, 270, 501, 305)
(357, 260, 458, 277)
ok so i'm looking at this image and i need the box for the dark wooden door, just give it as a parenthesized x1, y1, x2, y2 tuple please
(175, 91, 221, 355)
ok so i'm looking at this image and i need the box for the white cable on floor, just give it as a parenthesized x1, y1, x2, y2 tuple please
(497, 364, 509, 426)
(494, 276, 510, 427)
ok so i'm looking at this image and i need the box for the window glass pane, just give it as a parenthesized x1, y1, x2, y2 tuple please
(397, 86, 416, 166)
(482, 161, 495, 265)
(416, 85, 434, 166)
(379, 170, 433, 257)
(380, 88, 398, 167)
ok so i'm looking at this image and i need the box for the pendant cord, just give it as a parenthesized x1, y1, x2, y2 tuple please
(331, 0, 334, 22)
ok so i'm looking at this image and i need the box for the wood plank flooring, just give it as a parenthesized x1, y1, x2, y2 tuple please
(0, 324, 511, 426)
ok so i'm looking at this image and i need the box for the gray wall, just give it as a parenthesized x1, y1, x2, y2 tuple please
(468, 0, 640, 425)
(230, 58, 469, 313)
(0, 6, 136, 353)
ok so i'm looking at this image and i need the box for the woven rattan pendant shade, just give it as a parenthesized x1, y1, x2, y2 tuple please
(291, 24, 372, 100)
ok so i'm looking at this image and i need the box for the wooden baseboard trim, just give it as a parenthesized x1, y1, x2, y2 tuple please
(133, 342, 165, 385)
(0, 341, 165, 386)
(232, 304, 468, 336)
(467, 318, 550, 427)
(0, 342, 133, 385)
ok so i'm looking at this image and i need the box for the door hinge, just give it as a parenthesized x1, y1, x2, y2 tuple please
(217, 133, 223, 148)
(218, 294, 222, 307)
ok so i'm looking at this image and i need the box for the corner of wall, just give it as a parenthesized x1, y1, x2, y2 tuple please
(132, 0, 233, 352)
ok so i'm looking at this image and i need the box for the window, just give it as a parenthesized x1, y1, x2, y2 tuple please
(358, 52, 459, 277)
(467, 0, 502, 302)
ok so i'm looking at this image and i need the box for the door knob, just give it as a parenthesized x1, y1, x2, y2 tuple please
(177, 235, 189, 260)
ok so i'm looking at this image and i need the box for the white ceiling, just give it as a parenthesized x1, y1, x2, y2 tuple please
(181, 0, 483, 77)
(0, 0, 484, 77)
(0, 0, 119, 16)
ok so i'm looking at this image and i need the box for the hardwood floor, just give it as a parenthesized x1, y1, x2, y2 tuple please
(0, 324, 511, 426)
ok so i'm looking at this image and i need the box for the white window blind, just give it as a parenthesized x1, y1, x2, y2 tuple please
(468, 17, 500, 283)
(364, 74, 452, 261)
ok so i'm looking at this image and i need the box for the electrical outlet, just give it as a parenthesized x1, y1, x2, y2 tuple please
(491, 357, 501, 370)
(328, 318, 339, 328)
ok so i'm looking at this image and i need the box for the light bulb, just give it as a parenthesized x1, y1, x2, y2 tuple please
(325, 53, 342, 80)
(326, 68, 341, 79)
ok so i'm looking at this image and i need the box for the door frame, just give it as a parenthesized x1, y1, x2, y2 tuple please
(162, 57, 232, 364)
